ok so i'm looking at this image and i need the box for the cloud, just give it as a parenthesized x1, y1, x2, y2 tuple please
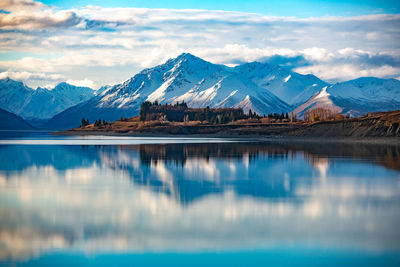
(0, 0, 82, 30)
(66, 78, 96, 88)
(0, 145, 399, 259)
(0, 0, 44, 12)
(0, 1, 399, 87)
(295, 64, 400, 82)
(0, 70, 64, 82)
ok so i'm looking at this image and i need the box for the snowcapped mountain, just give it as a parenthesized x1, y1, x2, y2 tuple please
(5, 53, 399, 130)
(0, 78, 95, 124)
(293, 77, 400, 118)
(235, 62, 328, 106)
(46, 53, 292, 129)
(0, 78, 32, 115)
(96, 53, 290, 113)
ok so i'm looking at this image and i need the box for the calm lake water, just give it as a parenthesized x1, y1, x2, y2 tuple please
(0, 132, 399, 266)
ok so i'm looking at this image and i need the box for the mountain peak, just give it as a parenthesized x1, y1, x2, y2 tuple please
(0, 77, 25, 86)
(175, 52, 199, 61)
(54, 82, 73, 89)
(165, 52, 215, 68)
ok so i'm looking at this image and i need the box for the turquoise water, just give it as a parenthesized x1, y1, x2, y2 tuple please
(0, 134, 399, 266)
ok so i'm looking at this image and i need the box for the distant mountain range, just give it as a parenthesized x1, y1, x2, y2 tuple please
(294, 77, 400, 118)
(0, 78, 95, 126)
(1, 53, 400, 129)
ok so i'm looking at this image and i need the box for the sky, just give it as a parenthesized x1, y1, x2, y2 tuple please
(0, 0, 399, 89)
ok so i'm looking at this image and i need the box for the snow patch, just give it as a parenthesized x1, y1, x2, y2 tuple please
(147, 76, 175, 102)
(284, 75, 291, 83)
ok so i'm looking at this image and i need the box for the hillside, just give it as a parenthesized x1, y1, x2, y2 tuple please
(58, 110, 400, 138)
(2, 54, 400, 130)
(0, 108, 34, 130)
(45, 53, 323, 129)
(289, 110, 400, 137)
(294, 78, 400, 118)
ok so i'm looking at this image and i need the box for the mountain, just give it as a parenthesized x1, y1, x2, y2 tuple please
(294, 77, 400, 118)
(0, 78, 95, 125)
(0, 108, 34, 130)
(235, 62, 328, 106)
(0, 78, 32, 114)
(45, 53, 292, 129)
(4, 53, 399, 130)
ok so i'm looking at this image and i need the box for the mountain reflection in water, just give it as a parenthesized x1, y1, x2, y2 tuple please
(0, 142, 399, 261)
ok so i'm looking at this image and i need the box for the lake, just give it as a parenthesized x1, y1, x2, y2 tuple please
(0, 133, 399, 266)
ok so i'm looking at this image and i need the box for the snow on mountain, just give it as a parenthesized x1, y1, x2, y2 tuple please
(0, 78, 32, 116)
(293, 77, 400, 118)
(0, 79, 95, 123)
(235, 62, 328, 106)
(5, 53, 399, 130)
(46, 53, 291, 129)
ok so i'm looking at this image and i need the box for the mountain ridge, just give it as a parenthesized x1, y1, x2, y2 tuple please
(294, 77, 400, 118)
(45, 53, 318, 129)
(0, 79, 95, 125)
(1, 53, 400, 130)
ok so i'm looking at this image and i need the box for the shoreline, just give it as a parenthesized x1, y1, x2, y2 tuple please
(53, 130, 400, 145)
(51, 110, 400, 145)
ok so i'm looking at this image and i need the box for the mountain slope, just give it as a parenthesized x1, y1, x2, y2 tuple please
(0, 108, 34, 130)
(235, 62, 328, 106)
(0, 79, 95, 122)
(45, 53, 291, 129)
(293, 77, 400, 118)
(0, 78, 32, 115)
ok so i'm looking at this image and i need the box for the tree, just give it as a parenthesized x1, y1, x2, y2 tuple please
(248, 109, 253, 118)
(205, 106, 210, 121)
(140, 101, 152, 121)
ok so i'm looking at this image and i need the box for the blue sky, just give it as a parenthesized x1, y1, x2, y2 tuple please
(41, 0, 400, 17)
(0, 0, 399, 88)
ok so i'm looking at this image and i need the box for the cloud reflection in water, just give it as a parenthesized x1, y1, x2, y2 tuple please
(0, 142, 399, 260)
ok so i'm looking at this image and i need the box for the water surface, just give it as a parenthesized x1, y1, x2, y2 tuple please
(0, 135, 399, 266)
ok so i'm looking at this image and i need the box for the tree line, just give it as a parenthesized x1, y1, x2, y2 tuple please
(140, 101, 245, 124)
(80, 118, 108, 127)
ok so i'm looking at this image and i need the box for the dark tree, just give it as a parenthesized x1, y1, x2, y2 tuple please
(81, 118, 86, 127)
(140, 101, 152, 121)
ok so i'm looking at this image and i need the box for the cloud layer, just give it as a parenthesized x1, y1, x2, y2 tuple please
(0, 0, 399, 88)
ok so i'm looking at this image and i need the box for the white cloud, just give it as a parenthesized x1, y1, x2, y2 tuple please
(66, 78, 96, 88)
(301, 47, 334, 62)
(295, 64, 400, 82)
(0, 1, 399, 87)
(0, 70, 64, 81)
